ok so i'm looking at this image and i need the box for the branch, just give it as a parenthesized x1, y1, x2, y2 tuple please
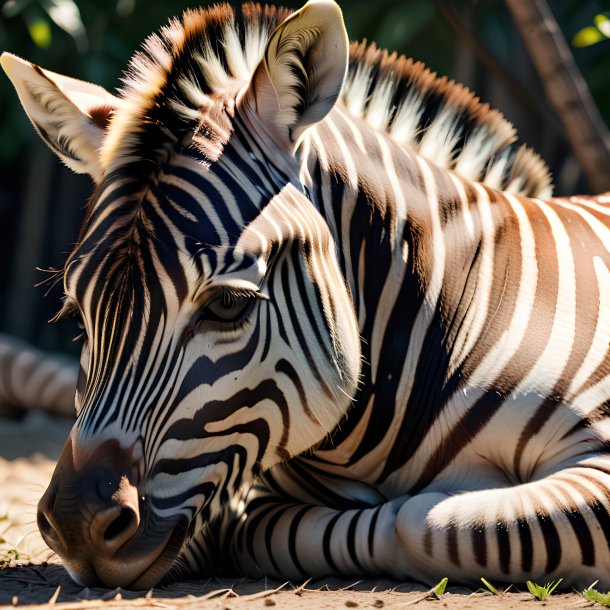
(439, 1, 559, 132)
(505, 0, 610, 193)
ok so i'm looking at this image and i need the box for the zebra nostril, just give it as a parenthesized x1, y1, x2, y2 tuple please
(103, 507, 137, 542)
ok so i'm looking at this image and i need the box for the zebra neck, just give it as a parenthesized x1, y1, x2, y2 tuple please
(298, 108, 495, 479)
(301, 107, 487, 327)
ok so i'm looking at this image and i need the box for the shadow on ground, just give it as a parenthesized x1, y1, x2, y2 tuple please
(0, 566, 591, 610)
(0, 564, 436, 606)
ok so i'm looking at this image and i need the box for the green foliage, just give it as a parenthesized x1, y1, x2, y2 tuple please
(475, 578, 517, 595)
(583, 588, 610, 607)
(573, 24, 607, 47)
(595, 12, 610, 34)
(573, 13, 610, 47)
(432, 577, 448, 596)
(581, 581, 610, 607)
(2, 0, 86, 49)
(27, 17, 51, 47)
(477, 577, 500, 595)
(526, 579, 562, 601)
(0, 547, 20, 568)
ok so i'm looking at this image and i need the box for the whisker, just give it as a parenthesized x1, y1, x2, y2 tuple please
(22, 499, 45, 507)
(20, 530, 44, 544)
(35, 266, 63, 289)
(22, 484, 51, 493)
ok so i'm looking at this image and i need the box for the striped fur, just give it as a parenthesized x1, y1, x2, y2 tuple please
(0, 335, 76, 417)
(3, 0, 610, 592)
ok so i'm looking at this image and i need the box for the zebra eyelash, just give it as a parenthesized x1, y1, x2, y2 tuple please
(50, 298, 87, 344)
(51, 298, 81, 325)
(189, 287, 268, 334)
(195, 286, 268, 309)
(204, 287, 269, 315)
(217, 287, 269, 302)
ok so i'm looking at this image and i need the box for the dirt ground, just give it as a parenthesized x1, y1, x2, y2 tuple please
(0, 411, 596, 609)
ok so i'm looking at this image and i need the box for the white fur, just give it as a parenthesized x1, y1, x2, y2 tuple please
(342, 53, 553, 198)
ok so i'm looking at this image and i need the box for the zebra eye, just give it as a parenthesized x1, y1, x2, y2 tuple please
(203, 290, 255, 324)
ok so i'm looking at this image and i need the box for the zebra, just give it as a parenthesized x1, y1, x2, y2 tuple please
(3, 0, 610, 591)
(0, 334, 77, 418)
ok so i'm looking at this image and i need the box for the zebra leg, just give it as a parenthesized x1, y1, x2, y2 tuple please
(225, 454, 610, 586)
(396, 454, 610, 588)
(226, 493, 415, 580)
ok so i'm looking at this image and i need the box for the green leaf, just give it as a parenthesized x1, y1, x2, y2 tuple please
(26, 15, 51, 48)
(526, 580, 540, 599)
(547, 579, 563, 596)
(572, 25, 607, 47)
(526, 579, 562, 601)
(583, 587, 610, 607)
(595, 13, 610, 37)
(480, 577, 499, 595)
(432, 577, 448, 596)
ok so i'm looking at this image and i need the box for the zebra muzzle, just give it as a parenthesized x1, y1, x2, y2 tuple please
(37, 436, 178, 588)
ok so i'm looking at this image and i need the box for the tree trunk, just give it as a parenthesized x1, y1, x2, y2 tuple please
(505, 0, 610, 193)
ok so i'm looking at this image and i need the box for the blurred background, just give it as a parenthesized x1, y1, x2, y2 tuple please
(0, 0, 609, 358)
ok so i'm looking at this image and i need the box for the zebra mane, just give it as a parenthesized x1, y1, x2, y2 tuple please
(102, 2, 553, 198)
(343, 42, 553, 198)
(101, 3, 292, 175)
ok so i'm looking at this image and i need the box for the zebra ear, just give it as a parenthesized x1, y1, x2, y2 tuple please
(244, 0, 349, 150)
(1, 53, 119, 181)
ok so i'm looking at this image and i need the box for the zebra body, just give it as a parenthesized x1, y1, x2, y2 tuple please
(222, 146, 610, 584)
(0, 334, 77, 417)
(3, 0, 610, 590)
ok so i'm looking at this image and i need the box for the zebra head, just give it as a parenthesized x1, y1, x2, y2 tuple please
(2, 0, 360, 588)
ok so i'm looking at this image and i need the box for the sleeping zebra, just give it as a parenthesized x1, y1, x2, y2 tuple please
(3, 0, 610, 590)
